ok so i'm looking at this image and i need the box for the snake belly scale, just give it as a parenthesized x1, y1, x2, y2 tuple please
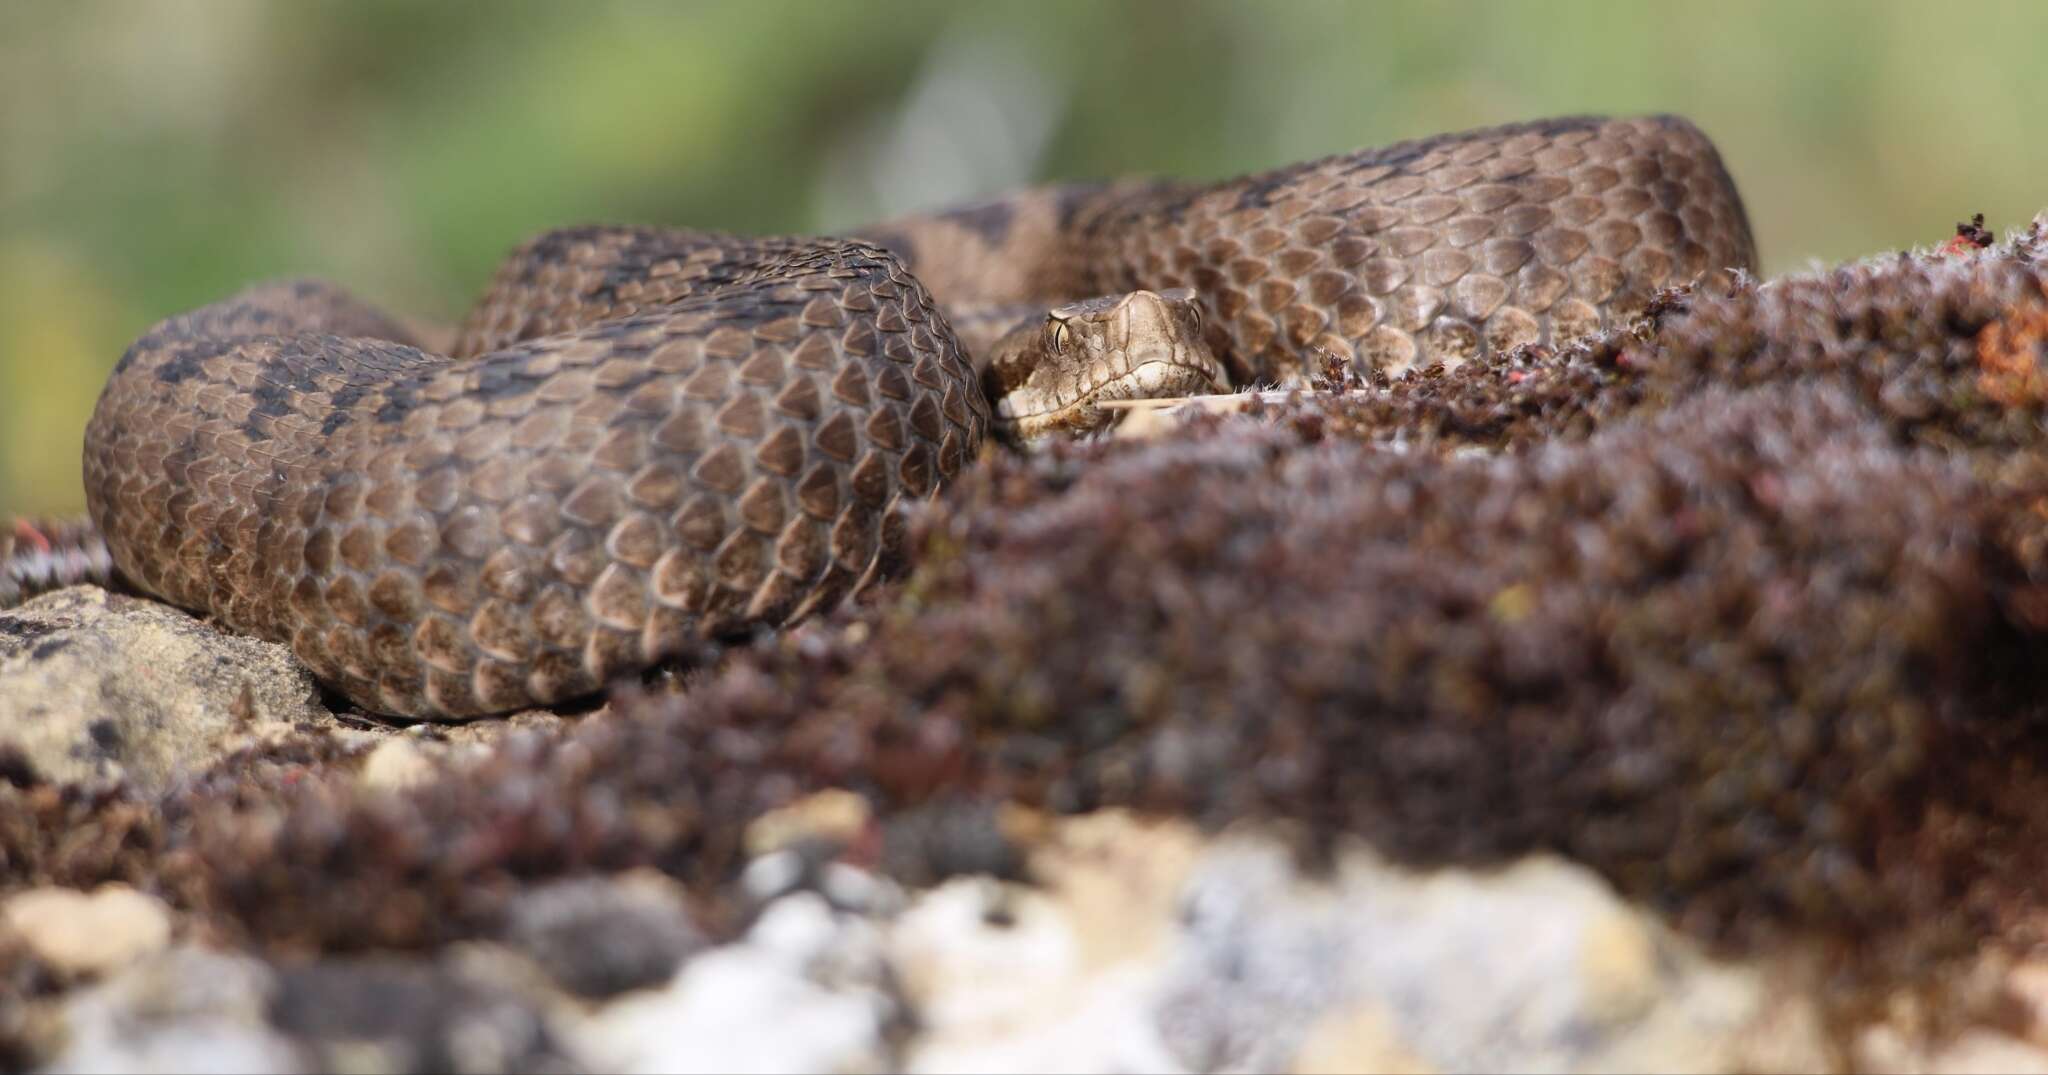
(81, 115, 1754, 719)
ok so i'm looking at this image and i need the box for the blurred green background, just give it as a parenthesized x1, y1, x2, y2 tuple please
(3, 1, 2044, 513)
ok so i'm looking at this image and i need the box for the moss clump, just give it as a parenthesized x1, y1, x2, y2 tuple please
(4, 224, 2048, 992)
(830, 383, 2048, 955)
(1301, 222, 2048, 462)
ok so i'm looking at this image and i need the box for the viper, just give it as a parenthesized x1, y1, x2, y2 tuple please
(13, 114, 1754, 719)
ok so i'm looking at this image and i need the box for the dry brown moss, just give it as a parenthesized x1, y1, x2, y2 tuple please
(1302, 221, 2048, 462)
(861, 386, 2048, 950)
(0, 517, 113, 609)
(10, 384, 2042, 967)
(3, 224, 2048, 988)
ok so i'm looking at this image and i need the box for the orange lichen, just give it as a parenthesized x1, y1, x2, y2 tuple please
(1977, 291, 2048, 408)
(1939, 213, 1995, 257)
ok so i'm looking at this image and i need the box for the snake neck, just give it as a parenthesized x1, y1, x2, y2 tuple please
(853, 179, 1189, 309)
(861, 116, 1759, 390)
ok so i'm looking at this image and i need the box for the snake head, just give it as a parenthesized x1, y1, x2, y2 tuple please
(982, 287, 1228, 444)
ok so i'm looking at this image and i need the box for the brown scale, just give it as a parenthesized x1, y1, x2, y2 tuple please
(866, 114, 1755, 387)
(79, 114, 1755, 719)
(87, 241, 985, 719)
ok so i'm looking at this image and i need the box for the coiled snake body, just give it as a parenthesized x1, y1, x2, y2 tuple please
(78, 115, 1753, 719)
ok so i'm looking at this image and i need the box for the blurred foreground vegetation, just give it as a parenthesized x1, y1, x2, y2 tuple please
(3, 1, 2044, 512)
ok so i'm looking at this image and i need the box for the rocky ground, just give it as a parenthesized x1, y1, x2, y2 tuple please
(4, 214, 2048, 1072)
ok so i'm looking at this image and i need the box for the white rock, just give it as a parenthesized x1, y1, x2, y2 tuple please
(880, 811, 1833, 1073)
(44, 947, 302, 1075)
(572, 892, 895, 1074)
(357, 737, 436, 792)
(894, 812, 1201, 1073)
(4, 884, 172, 977)
(1155, 836, 1807, 1073)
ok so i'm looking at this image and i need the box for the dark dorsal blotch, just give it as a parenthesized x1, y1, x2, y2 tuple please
(937, 201, 1015, 247)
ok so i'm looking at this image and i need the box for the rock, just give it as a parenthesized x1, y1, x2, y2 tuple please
(502, 872, 706, 999)
(356, 738, 436, 792)
(359, 713, 598, 791)
(891, 813, 1834, 1073)
(1, 884, 171, 977)
(889, 811, 1201, 1074)
(39, 945, 576, 1075)
(15, 806, 2039, 1074)
(423, 708, 585, 750)
(744, 788, 872, 857)
(1148, 841, 1809, 1074)
(12, 221, 2048, 1071)
(1287, 1002, 1434, 1075)
(571, 891, 898, 1074)
(267, 956, 573, 1074)
(43, 947, 302, 1075)
(0, 587, 365, 791)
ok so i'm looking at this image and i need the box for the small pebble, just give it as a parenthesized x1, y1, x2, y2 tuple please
(4, 884, 172, 976)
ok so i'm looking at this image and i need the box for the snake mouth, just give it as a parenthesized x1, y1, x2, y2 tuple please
(997, 355, 1229, 441)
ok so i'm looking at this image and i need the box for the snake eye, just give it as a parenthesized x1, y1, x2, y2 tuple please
(1050, 320, 1071, 353)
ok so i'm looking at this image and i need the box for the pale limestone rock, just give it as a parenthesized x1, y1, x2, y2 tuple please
(1287, 999, 1434, 1075)
(894, 811, 1198, 1073)
(570, 892, 897, 1074)
(43, 947, 302, 1075)
(886, 813, 1836, 1074)
(2, 884, 171, 977)
(0, 587, 364, 791)
(745, 787, 873, 856)
(357, 737, 436, 792)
